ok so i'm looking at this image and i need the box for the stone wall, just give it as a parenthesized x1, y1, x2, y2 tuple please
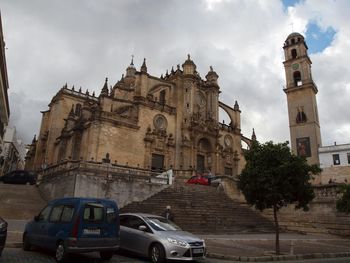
(312, 166, 350, 185)
(222, 178, 350, 237)
(38, 161, 170, 208)
(266, 186, 350, 236)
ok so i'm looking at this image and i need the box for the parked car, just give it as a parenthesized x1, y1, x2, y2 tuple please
(1, 170, 37, 185)
(186, 175, 210, 186)
(23, 197, 120, 263)
(119, 213, 206, 263)
(0, 217, 7, 257)
(186, 174, 223, 187)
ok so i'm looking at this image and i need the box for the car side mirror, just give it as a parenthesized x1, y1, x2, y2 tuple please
(138, 225, 147, 231)
(34, 215, 40, 222)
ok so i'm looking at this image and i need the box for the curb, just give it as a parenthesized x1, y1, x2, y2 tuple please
(6, 242, 350, 261)
(5, 242, 22, 248)
(207, 252, 350, 262)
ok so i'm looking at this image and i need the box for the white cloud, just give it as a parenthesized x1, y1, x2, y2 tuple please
(1, 0, 349, 147)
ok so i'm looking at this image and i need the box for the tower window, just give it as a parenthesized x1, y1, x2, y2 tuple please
(291, 38, 295, 44)
(296, 109, 307, 124)
(333, 154, 340, 165)
(291, 49, 297, 59)
(293, 71, 302, 86)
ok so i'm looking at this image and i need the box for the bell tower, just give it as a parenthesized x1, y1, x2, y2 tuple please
(283, 32, 322, 165)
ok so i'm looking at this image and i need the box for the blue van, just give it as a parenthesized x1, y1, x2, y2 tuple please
(23, 197, 119, 262)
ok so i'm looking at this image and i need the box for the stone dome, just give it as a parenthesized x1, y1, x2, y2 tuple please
(286, 32, 304, 41)
(284, 32, 305, 47)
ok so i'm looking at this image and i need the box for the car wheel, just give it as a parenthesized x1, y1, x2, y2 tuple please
(150, 243, 166, 263)
(22, 233, 31, 251)
(100, 251, 114, 261)
(55, 241, 69, 263)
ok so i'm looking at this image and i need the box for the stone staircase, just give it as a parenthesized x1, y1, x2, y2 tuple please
(120, 181, 275, 234)
(0, 183, 46, 220)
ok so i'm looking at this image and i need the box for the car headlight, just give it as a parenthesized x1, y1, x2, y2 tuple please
(167, 237, 189, 248)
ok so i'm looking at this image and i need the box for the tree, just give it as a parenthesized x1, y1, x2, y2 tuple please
(237, 141, 321, 254)
(336, 184, 350, 213)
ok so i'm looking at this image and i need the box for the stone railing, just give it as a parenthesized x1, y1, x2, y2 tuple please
(173, 169, 194, 179)
(39, 160, 169, 184)
(313, 183, 341, 202)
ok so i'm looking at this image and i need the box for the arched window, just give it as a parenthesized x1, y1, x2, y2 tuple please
(291, 49, 297, 59)
(296, 109, 307, 124)
(293, 71, 302, 86)
(291, 38, 295, 44)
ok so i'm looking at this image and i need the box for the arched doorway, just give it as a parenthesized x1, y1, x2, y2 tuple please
(196, 138, 212, 173)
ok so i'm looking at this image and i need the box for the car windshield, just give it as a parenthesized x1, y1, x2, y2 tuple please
(145, 216, 181, 231)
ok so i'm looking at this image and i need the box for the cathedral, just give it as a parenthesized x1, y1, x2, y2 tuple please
(25, 55, 253, 176)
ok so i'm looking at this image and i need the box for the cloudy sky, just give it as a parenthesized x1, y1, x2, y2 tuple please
(1, 0, 350, 147)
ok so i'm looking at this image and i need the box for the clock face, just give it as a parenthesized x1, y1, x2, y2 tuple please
(292, 63, 299, 70)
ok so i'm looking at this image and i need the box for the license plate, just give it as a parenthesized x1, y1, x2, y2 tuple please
(193, 248, 204, 253)
(83, 228, 100, 235)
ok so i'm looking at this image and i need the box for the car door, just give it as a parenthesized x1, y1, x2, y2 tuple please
(120, 215, 133, 251)
(30, 205, 52, 247)
(46, 205, 64, 250)
(121, 215, 152, 256)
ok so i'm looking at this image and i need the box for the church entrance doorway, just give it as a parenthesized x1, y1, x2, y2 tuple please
(196, 154, 205, 173)
(196, 138, 212, 173)
(151, 154, 164, 172)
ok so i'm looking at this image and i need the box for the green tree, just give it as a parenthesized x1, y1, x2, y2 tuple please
(237, 141, 321, 254)
(336, 184, 350, 213)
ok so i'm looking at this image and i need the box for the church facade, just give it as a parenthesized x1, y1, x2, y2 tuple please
(26, 55, 253, 176)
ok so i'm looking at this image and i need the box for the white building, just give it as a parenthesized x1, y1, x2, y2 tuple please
(319, 143, 350, 169)
(0, 127, 26, 175)
(0, 13, 10, 176)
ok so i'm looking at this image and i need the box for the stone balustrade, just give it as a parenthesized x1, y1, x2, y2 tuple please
(40, 160, 168, 184)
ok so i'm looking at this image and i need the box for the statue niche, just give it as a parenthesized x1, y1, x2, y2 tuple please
(114, 105, 138, 120)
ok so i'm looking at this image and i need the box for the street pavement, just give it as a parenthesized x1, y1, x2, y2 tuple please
(0, 248, 148, 263)
(0, 248, 224, 263)
(3, 219, 350, 262)
(202, 233, 350, 257)
(1, 248, 350, 263)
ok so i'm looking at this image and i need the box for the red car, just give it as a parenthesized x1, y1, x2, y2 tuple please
(186, 175, 210, 186)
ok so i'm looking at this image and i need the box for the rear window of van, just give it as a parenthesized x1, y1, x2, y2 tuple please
(83, 203, 104, 222)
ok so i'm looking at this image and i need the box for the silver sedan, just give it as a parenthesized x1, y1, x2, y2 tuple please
(119, 213, 206, 263)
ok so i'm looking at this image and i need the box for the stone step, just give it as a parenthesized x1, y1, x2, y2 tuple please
(0, 183, 46, 220)
(121, 181, 275, 234)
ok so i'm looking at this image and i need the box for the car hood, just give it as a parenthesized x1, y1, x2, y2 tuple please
(156, 230, 203, 242)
